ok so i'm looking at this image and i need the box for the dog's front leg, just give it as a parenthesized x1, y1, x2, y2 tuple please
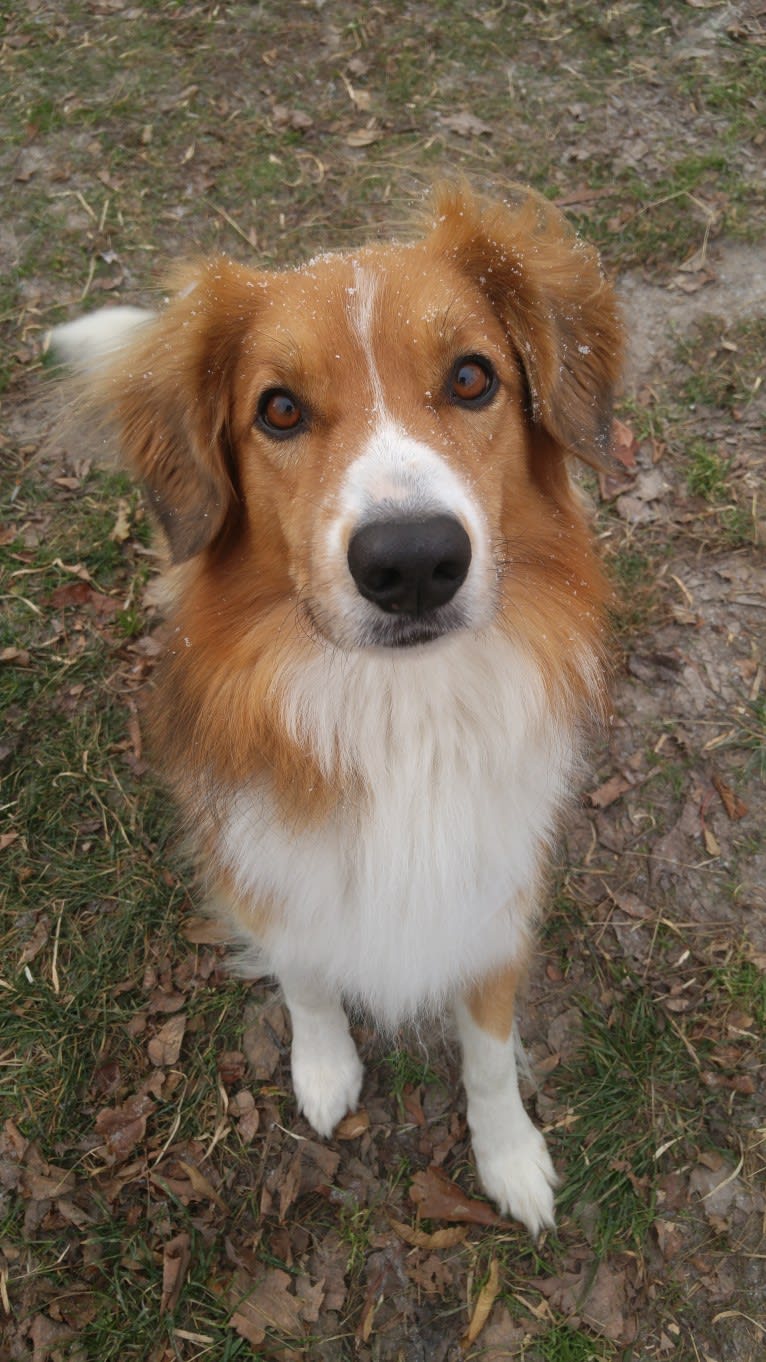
(279, 971, 364, 1138)
(455, 962, 557, 1237)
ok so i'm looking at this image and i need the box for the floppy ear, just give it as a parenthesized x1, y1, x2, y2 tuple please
(426, 183, 623, 467)
(60, 258, 258, 561)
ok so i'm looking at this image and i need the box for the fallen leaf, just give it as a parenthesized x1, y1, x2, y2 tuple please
(407, 1252, 455, 1297)
(147, 1014, 186, 1066)
(390, 1218, 469, 1250)
(409, 1166, 505, 1226)
(17, 917, 49, 967)
(177, 1159, 229, 1214)
(217, 1050, 246, 1086)
(335, 1109, 370, 1139)
(610, 418, 638, 468)
(21, 1158, 76, 1201)
(1, 648, 31, 666)
(702, 823, 721, 857)
(586, 773, 632, 808)
(109, 498, 132, 542)
(711, 774, 747, 821)
(537, 1261, 634, 1343)
(95, 1093, 156, 1164)
(464, 1257, 500, 1346)
(229, 1267, 317, 1346)
(440, 111, 493, 137)
(346, 127, 383, 147)
(48, 581, 94, 607)
(161, 1232, 191, 1313)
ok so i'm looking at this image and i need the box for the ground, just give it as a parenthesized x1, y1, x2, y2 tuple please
(0, 2, 764, 1360)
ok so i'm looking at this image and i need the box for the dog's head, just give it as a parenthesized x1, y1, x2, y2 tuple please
(66, 184, 622, 652)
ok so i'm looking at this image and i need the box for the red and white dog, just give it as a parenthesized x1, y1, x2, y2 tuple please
(53, 184, 622, 1236)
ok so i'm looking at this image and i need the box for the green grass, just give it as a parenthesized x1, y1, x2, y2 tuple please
(553, 984, 703, 1254)
(685, 441, 731, 501)
(538, 1323, 615, 1362)
(382, 1046, 440, 1107)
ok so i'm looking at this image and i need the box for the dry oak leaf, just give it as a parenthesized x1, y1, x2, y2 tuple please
(409, 1166, 505, 1226)
(147, 1013, 186, 1066)
(536, 1262, 634, 1343)
(229, 1267, 323, 1347)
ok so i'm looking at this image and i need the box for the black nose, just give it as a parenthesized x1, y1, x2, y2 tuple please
(347, 515, 472, 615)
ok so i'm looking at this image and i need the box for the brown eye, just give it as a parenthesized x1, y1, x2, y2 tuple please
(257, 388, 305, 437)
(449, 356, 497, 406)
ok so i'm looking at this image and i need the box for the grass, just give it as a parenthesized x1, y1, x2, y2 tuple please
(553, 983, 702, 1255)
(538, 1324, 615, 1362)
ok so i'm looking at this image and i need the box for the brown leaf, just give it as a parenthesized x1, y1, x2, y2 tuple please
(177, 1159, 230, 1213)
(464, 1258, 501, 1346)
(29, 1314, 75, 1361)
(711, 774, 747, 821)
(109, 499, 132, 542)
(346, 126, 383, 147)
(1, 648, 31, 666)
(95, 1093, 156, 1164)
(17, 917, 49, 967)
(586, 773, 632, 809)
(229, 1267, 309, 1346)
(702, 822, 721, 857)
(1, 830, 20, 851)
(409, 1166, 505, 1226)
(335, 1109, 370, 1140)
(407, 1252, 455, 1297)
(49, 580, 94, 607)
(537, 1262, 633, 1343)
(217, 1050, 246, 1086)
(21, 1159, 76, 1201)
(147, 1014, 186, 1066)
(390, 1218, 469, 1249)
(610, 418, 639, 468)
(242, 998, 286, 1079)
(161, 1232, 191, 1313)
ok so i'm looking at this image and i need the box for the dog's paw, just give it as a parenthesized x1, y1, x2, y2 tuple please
(291, 1031, 364, 1139)
(474, 1128, 558, 1238)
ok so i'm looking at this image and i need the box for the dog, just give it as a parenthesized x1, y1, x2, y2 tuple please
(51, 183, 622, 1237)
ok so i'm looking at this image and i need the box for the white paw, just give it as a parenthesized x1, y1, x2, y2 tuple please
(291, 1032, 364, 1138)
(473, 1127, 558, 1238)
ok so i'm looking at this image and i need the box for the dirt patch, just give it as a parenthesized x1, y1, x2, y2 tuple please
(622, 241, 766, 383)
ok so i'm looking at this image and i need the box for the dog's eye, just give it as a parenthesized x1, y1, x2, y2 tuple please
(256, 388, 305, 437)
(449, 356, 497, 407)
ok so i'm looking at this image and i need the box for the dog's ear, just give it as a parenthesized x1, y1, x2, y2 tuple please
(54, 259, 257, 562)
(426, 183, 623, 468)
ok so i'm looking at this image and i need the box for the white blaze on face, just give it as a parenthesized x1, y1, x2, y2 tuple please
(308, 265, 496, 643)
(347, 265, 386, 415)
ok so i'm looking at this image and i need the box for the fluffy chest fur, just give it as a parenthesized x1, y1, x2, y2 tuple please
(219, 629, 582, 1026)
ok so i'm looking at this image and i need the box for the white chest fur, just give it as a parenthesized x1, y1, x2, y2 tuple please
(220, 630, 582, 1027)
